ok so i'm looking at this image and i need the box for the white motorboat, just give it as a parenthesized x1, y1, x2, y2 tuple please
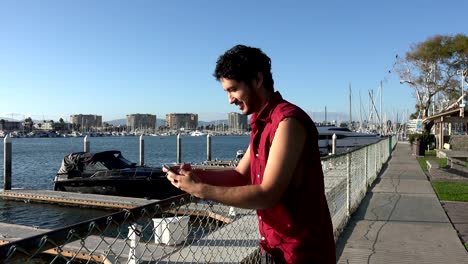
(317, 126, 381, 155)
(190, 130, 207, 136)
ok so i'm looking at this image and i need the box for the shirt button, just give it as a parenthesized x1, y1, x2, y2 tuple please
(261, 236, 266, 241)
(255, 153, 259, 157)
(257, 174, 260, 178)
(259, 216, 262, 220)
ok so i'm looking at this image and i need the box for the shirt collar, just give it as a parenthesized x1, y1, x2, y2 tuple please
(250, 91, 283, 127)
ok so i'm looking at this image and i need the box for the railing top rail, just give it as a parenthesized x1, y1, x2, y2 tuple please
(321, 136, 391, 161)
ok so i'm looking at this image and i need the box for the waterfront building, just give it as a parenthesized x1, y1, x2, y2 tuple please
(166, 113, 198, 130)
(54, 122, 70, 132)
(0, 120, 22, 132)
(126, 114, 156, 133)
(32, 121, 69, 132)
(70, 114, 102, 131)
(33, 121, 55, 131)
(228, 112, 248, 132)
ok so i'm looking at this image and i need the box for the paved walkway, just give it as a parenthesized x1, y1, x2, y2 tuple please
(336, 142, 468, 264)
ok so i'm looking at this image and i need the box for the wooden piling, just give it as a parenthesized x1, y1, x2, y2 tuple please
(332, 133, 337, 155)
(206, 134, 212, 161)
(3, 134, 12, 190)
(139, 135, 144, 166)
(177, 134, 181, 164)
(84, 135, 90, 152)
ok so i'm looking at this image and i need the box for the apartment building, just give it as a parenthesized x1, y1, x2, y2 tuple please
(70, 114, 102, 130)
(228, 112, 248, 132)
(127, 114, 156, 132)
(166, 113, 198, 130)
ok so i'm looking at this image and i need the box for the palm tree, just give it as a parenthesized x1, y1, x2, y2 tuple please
(23, 117, 33, 132)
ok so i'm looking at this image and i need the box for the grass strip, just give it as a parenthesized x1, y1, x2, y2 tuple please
(432, 181, 468, 202)
(417, 156, 448, 172)
(417, 157, 429, 172)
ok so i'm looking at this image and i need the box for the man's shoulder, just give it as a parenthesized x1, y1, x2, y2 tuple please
(272, 101, 319, 137)
(272, 101, 310, 122)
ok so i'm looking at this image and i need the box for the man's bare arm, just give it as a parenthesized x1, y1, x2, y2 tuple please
(188, 145, 251, 186)
(168, 118, 306, 209)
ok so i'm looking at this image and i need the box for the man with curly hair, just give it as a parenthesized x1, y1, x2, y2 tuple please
(165, 45, 336, 264)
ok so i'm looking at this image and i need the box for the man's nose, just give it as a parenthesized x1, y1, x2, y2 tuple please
(228, 94, 235, 104)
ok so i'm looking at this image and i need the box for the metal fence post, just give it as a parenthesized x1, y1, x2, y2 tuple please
(346, 152, 351, 217)
(377, 142, 380, 169)
(139, 135, 144, 166)
(332, 133, 337, 155)
(388, 136, 392, 155)
(365, 146, 369, 187)
(84, 135, 90, 152)
(206, 134, 212, 161)
(4, 134, 12, 190)
(177, 133, 182, 164)
(127, 224, 142, 264)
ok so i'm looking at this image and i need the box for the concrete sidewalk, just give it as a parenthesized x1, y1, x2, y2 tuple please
(336, 142, 468, 264)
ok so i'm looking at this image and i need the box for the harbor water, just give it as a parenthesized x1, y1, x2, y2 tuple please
(0, 135, 249, 229)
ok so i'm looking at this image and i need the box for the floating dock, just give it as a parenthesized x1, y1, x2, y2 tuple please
(0, 189, 156, 209)
(0, 213, 259, 263)
(0, 190, 259, 263)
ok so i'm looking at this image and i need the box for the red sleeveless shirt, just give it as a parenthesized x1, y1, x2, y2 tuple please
(250, 92, 336, 264)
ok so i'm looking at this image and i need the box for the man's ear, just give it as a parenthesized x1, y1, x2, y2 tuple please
(254, 72, 264, 90)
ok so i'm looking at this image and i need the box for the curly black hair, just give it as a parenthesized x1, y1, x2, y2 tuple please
(213, 45, 274, 92)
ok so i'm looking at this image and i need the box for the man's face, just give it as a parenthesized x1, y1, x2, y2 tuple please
(220, 78, 259, 115)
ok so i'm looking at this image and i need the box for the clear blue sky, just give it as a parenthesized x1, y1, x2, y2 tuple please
(1, 1, 467, 122)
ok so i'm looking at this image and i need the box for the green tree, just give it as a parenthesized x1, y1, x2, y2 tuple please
(395, 34, 468, 122)
(103, 122, 111, 132)
(23, 117, 34, 132)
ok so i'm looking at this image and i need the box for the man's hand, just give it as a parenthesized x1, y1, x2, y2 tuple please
(163, 166, 203, 198)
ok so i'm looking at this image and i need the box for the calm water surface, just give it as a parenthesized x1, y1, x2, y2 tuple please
(0, 135, 249, 228)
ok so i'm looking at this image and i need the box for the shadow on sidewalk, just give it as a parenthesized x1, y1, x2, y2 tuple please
(335, 192, 375, 260)
(335, 159, 391, 260)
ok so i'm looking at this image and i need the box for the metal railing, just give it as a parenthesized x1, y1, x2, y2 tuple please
(0, 136, 397, 263)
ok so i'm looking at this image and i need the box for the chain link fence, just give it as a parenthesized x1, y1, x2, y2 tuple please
(0, 136, 396, 263)
(323, 136, 395, 239)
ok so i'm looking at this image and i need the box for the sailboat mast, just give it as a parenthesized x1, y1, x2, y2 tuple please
(368, 90, 372, 126)
(349, 83, 352, 130)
(359, 90, 363, 131)
(380, 80, 383, 135)
(325, 106, 327, 125)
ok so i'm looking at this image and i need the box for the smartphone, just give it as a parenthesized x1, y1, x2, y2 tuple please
(162, 164, 177, 174)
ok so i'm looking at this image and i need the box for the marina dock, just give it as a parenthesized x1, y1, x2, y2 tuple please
(0, 197, 258, 263)
(0, 216, 259, 263)
(0, 190, 155, 209)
